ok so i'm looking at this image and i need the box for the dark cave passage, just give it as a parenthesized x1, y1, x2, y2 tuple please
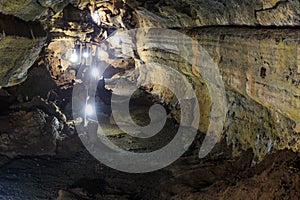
(0, 13, 46, 38)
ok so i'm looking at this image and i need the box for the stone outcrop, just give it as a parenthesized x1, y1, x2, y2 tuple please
(0, 109, 60, 157)
(163, 150, 300, 200)
(0, 0, 69, 21)
(183, 27, 300, 155)
(128, 0, 300, 27)
(112, 27, 300, 161)
(0, 15, 47, 87)
(0, 35, 46, 87)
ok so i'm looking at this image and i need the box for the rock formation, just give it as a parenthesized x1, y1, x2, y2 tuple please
(0, 0, 299, 199)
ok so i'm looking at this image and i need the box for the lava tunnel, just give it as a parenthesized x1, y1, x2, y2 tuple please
(0, 0, 299, 199)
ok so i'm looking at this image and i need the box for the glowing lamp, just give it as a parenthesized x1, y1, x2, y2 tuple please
(85, 104, 94, 116)
(83, 51, 89, 58)
(69, 49, 78, 63)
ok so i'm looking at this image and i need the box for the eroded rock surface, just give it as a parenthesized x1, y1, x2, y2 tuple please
(0, 109, 59, 157)
(129, 0, 300, 27)
(116, 27, 299, 161)
(0, 15, 47, 87)
(0, 0, 69, 21)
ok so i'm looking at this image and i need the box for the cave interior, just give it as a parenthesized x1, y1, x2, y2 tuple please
(0, 0, 299, 199)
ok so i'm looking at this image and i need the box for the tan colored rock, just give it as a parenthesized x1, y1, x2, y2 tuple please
(183, 27, 300, 124)
(0, 35, 46, 87)
(131, 0, 300, 27)
(261, 0, 282, 9)
(122, 27, 300, 159)
(256, 0, 300, 26)
(0, 0, 69, 21)
(0, 0, 46, 21)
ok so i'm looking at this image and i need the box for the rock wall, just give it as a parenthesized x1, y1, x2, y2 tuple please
(0, 35, 46, 87)
(184, 27, 300, 122)
(0, 109, 59, 157)
(0, 15, 47, 87)
(0, 0, 69, 21)
(184, 27, 300, 158)
(131, 27, 300, 161)
(129, 0, 300, 28)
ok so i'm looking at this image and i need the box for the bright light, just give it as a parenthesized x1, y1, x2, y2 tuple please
(83, 52, 89, 58)
(69, 53, 78, 63)
(92, 67, 100, 78)
(85, 104, 94, 116)
(91, 11, 99, 24)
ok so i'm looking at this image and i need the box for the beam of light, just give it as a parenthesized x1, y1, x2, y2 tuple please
(85, 104, 94, 116)
(69, 52, 78, 63)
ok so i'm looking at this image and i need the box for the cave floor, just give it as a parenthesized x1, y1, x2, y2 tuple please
(0, 134, 299, 200)
(0, 103, 176, 200)
(0, 150, 170, 200)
